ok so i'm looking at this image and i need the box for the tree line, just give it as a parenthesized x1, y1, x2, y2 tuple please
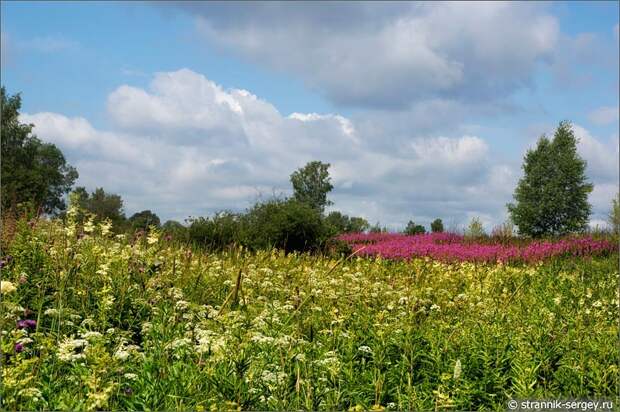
(2, 86, 618, 252)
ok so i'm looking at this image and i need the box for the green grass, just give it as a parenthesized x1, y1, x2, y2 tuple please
(1, 215, 618, 411)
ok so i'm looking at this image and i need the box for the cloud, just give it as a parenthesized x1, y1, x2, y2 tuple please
(165, 2, 558, 109)
(588, 105, 619, 126)
(22, 69, 616, 230)
(24, 68, 523, 229)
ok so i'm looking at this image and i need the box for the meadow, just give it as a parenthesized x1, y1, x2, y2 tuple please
(1, 207, 619, 411)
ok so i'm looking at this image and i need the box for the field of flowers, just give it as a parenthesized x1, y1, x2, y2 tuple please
(1, 209, 619, 410)
(337, 232, 616, 264)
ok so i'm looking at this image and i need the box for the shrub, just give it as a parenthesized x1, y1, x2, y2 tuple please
(187, 211, 244, 251)
(243, 198, 327, 252)
(465, 217, 486, 239)
(404, 220, 426, 235)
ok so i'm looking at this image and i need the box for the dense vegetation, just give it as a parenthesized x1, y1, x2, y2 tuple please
(1, 211, 618, 410)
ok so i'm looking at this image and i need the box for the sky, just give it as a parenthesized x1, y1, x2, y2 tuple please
(1, 1, 619, 230)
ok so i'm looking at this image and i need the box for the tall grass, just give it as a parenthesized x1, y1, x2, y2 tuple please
(1, 211, 618, 410)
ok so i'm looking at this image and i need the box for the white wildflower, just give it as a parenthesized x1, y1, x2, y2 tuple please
(58, 338, 88, 362)
(453, 359, 462, 380)
(1, 281, 17, 294)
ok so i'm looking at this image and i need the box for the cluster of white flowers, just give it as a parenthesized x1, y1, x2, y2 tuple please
(1, 281, 17, 294)
(175, 300, 189, 311)
(260, 370, 288, 391)
(57, 338, 89, 362)
(18, 388, 43, 403)
(357, 345, 373, 355)
(80, 331, 103, 341)
(114, 342, 141, 361)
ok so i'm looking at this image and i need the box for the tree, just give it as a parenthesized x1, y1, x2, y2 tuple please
(430, 218, 444, 233)
(465, 217, 485, 238)
(129, 210, 161, 232)
(71, 187, 126, 229)
(404, 220, 426, 235)
(1, 87, 78, 214)
(325, 211, 370, 234)
(508, 121, 593, 237)
(290, 161, 333, 212)
(243, 198, 326, 252)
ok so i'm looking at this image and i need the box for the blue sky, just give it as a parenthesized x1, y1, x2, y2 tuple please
(2, 1, 618, 229)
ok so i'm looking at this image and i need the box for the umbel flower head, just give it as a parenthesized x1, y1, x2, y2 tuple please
(1, 281, 17, 294)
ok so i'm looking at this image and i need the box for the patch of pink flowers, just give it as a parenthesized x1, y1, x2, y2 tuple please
(337, 232, 617, 264)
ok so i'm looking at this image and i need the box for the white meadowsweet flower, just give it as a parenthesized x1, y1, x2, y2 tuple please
(453, 359, 462, 380)
(1, 281, 17, 294)
(58, 338, 88, 362)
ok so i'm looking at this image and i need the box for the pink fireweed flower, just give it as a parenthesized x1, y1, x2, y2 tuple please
(336, 233, 615, 264)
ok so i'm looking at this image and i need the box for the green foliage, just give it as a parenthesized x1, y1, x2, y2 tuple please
(324, 211, 369, 235)
(1, 87, 78, 214)
(128, 210, 161, 232)
(290, 161, 333, 212)
(243, 198, 327, 252)
(187, 212, 244, 251)
(508, 121, 593, 237)
(1, 214, 617, 410)
(162, 220, 188, 241)
(465, 217, 486, 238)
(491, 220, 515, 243)
(404, 220, 426, 235)
(70, 187, 127, 230)
(430, 218, 444, 233)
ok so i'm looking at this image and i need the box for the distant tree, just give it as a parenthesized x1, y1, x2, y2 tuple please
(129, 210, 161, 232)
(162, 220, 188, 241)
(609, 193, 620, 236)
(404, 220, 426, 235)
(325, 211, 370, 234)
(430, 218, 444, 233)
(290, 161, 333, 212)
(465, 217, 485, 238)
(1, 87, 78, 214)
(508, 121, 593, 237)
(369, 222, 388, 233)
(72, 187, 126, 229)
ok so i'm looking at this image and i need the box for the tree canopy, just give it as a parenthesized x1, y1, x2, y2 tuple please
(508, 121, 593, 237)
(290, 161, 333, 212)
(1, 87, 78, 214)
(430, 218, 444, 233)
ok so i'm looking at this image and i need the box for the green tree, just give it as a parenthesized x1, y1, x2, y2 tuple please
(508, 121, 593, 237)
(404, 220, 426, 235)
(129, 210, 161, 232)
(325, 211, 369, 234)
(72, 187, 127, 229)
(1, 87, 78, 214)
(243, 198, 326, 252)
(465, 217, 485, 238)
(430, 218, 444, 233)
(290, 161, 333, 212)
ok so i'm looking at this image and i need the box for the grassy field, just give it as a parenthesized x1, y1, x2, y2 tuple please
(1, 213, 618, 411)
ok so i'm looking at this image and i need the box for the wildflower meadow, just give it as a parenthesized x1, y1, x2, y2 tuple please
(1, 204, 618, 411)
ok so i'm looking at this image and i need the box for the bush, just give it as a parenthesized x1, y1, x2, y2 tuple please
(404, 220, 426, 235)
(324, 211, 369, 236)
(243, 198, 327, 252)
(465, 217, 486, 239)
(187, 212, 244, 251)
